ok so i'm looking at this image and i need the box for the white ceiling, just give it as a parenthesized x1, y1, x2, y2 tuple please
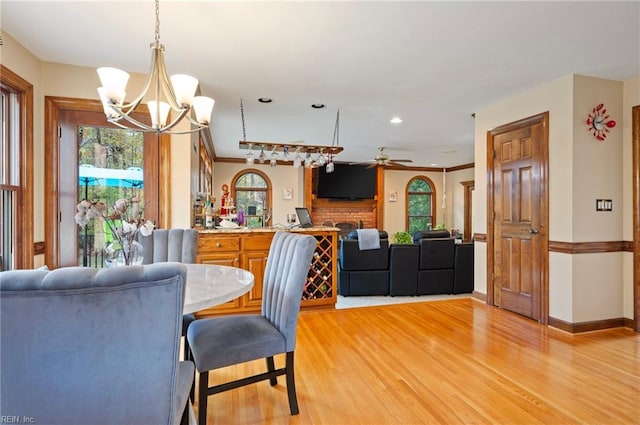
(2, 1, 639, 167)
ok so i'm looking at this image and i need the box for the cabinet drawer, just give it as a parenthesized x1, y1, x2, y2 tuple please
(199, 236, 240, 252)
(242, 235, 273, 251)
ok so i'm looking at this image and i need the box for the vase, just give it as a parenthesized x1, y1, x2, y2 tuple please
(104, 239, 144, 267)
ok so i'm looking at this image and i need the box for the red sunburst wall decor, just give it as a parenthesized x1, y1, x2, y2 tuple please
(586, 103, 616, 141)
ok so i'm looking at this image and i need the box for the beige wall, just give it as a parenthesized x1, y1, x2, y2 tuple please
(475, 73, 633, 323)
(213, 162, 304, 227)
(447, 168, 475, 237)
(382, 169, 442, 236)
(382, 167, 473, 237)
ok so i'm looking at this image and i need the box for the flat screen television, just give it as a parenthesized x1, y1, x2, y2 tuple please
(316, 163, 377, 200)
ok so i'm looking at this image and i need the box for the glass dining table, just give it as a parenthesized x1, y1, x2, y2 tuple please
(182, 263, 254, 314)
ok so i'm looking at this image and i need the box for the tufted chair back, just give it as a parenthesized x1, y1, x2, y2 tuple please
(0, 263, 193, 425)
(140, 228, 198, 264)
(261, 231, 317, 352)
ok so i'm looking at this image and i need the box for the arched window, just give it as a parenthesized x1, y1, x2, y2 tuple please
(231, 169, 272, 227)
(406, 176, 436, 234)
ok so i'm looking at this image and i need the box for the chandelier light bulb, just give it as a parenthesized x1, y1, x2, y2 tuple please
(170, 74, 198, 106)
(97, 67, 129, 104)
(193, 96, 215, 124)
(147, 100, 171, 128)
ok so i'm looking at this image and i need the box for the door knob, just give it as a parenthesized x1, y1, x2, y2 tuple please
(528, 228, 539, 234)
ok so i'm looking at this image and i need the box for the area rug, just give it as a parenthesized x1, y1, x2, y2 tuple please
(335, 293, 471, 309)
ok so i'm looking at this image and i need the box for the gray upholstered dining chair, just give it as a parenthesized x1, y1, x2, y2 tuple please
(140, 228, 199, 265)
(0, 263, 193, 425)
(140, 228, 199, 361)
(187, 231, 317, 424)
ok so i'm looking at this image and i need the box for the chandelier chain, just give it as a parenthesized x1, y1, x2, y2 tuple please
(154, 0, 160, 44)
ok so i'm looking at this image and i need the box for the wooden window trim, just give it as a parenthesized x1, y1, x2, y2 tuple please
(0, 65, 34, 269)
(405, 175, 436, 231)
(231, 168, 272, 222)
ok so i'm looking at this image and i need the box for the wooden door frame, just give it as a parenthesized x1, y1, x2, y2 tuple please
(486, 111, 550, 325)
(44, 97, 170, 268)
(632, 105, 640, 332)
(461, 180, 474, 242)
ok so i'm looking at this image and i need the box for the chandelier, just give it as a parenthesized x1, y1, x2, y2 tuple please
(96, 0, 215, 134)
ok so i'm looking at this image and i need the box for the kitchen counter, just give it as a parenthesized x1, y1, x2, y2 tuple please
(195, 226, 339, 316)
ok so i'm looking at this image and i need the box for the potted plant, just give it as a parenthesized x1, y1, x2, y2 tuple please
(392, 231, 413, 244)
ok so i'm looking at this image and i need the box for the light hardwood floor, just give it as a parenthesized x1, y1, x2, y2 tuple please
(194, 298, 640, 424)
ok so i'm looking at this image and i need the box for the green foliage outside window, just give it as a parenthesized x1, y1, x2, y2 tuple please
(407, 177, 434, 234)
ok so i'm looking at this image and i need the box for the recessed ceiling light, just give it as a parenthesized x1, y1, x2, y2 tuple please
(258, 98, 272, 103)
(311, 103, 325, 109)
(390, 117, 403, 124)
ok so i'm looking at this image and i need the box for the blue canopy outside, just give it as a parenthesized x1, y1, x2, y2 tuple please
(78, 164, 144, 189)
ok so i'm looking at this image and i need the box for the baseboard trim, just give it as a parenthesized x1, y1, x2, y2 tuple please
(623, 317, 635, 329)
(471, 291, 486, 302)
(548, 316, 629, 333)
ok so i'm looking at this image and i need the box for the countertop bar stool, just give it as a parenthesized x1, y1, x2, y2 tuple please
(187, 231, 317, 425)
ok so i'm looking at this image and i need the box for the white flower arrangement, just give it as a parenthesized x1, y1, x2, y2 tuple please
(75, 197, 155, 265)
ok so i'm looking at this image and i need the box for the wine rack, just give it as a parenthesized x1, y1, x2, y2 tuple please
(303, 233, 335, 301)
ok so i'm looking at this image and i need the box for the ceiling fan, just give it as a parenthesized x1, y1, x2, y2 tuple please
(351, 147, 413, 168)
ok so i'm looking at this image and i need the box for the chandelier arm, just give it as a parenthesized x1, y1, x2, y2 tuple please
(155, 45, 184, 111)
(116, 44, 162, 113)
(107, 113, 156, 132)
(108, 113, 205, 135)
(158, 108, 193, 132)
(182, 114, 209, 128)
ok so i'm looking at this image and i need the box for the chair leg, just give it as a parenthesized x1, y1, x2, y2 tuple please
(285, 351, 299, 415)
(266, 356, 277, 386)
(184, 336, 192, 362)
(198, 371, 209, 425)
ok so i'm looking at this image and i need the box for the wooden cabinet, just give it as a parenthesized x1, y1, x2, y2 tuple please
(195, 228, 338, 316)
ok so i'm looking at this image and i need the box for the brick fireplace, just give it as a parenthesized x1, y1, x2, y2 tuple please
(310, 199, 378, 228)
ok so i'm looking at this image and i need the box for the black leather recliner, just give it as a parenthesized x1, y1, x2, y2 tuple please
(338, 230, 389, 296)
(412, 229, 451, 243)
(453, 242, 474, 294)
(416, 234, 455, 295)
(389, 244, 418, 296)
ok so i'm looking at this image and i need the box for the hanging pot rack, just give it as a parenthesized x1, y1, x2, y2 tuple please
(237, 99, 343, 159)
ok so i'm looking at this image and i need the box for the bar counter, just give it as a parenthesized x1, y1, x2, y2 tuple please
(195, 226, 339, 316)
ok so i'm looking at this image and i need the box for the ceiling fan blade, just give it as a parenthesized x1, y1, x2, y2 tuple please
(388, 161, 409, 167)
(366, 163, 378, 169)
(390, 159, 413, 163)
(349, 160, 375, 166)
